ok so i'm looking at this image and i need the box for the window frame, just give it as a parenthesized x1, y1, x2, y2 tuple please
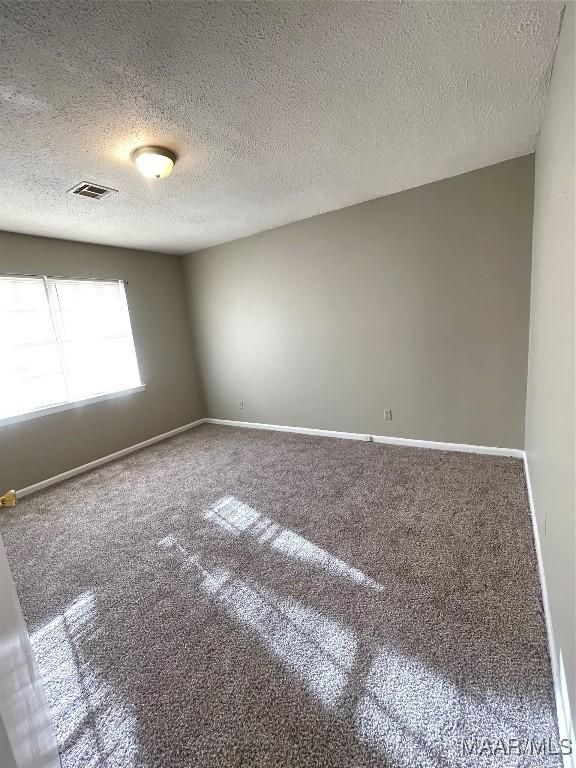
(0, 273, 145, 427)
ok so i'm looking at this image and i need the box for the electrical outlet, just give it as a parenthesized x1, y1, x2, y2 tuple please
(239, 400, 244, 410)
(383, 408, 392, 421)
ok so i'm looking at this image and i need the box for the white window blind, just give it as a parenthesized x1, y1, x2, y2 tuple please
(0, 275, 142, 420)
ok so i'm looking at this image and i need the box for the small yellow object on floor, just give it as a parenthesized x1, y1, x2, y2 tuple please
(0, 490, 17, 507)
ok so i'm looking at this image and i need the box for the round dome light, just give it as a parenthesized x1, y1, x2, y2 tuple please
(132, 146, 176, 179)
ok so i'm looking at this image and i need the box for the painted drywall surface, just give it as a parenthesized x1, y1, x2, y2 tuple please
(0, 1, 562, 254)
(185, 157, 534, 449)
(525, 3, 575, 725)
(0, 536, 60, 768)
(0, 232, 204, 490)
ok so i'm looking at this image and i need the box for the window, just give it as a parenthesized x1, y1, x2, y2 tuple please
(0, 275, 142, 422)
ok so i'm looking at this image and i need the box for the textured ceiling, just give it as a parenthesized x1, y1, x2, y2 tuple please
(0, 1, 563, 255)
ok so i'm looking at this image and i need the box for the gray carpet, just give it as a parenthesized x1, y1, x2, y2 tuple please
(0, 424, 562, 767)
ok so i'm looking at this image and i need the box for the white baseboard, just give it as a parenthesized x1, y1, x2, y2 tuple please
(17, 418, 207, 498)
(523, 455, 575, 767)
(203, 418, 371, 441)
(371, 433, 523, 458)
(206, 418, 522, 457)
(14, 418, 523, 500)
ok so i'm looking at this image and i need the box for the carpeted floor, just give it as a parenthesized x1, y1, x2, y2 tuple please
(0, 424, 562, 767)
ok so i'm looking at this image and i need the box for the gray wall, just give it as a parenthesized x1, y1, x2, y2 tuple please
(0, 231, 204, 490)
(525, 3, 575, 726)
(185, 157, 534, 448)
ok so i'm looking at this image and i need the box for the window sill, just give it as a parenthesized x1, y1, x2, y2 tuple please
(0, 384, 146, 428)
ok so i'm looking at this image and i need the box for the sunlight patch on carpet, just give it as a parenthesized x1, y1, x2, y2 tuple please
(159, 534, 357, 709)
(31, 592, 138, 768)
(204, 496, 382, 591)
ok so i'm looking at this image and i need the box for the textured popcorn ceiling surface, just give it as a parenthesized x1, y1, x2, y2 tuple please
(0, 1, 563, 255)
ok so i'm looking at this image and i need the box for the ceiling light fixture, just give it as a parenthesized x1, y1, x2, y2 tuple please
(132, 146, 176, 179)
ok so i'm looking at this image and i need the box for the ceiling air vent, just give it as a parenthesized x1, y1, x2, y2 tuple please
(67, 182, 117, 200)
